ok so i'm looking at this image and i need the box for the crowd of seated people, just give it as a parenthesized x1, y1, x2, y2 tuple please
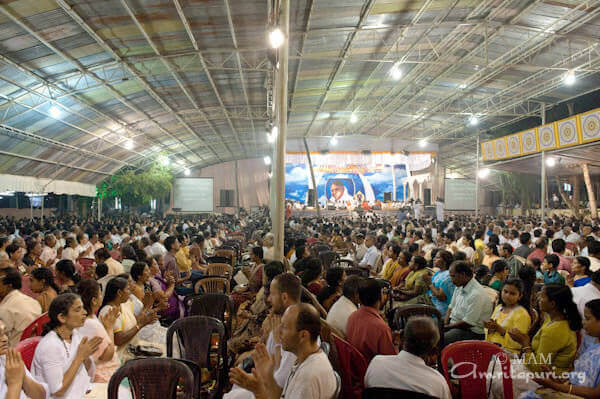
(1, 209, 600, 398)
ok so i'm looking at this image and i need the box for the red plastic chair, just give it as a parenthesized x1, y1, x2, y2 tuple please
(77, 257, 95, 278)
(441, 340, 513, 399)
(331, 334, 368, 399)
(20, 313, 50, 341)
(15, 336, 42, 370)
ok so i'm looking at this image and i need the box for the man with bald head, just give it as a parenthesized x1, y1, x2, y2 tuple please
(230, 303, 337, 399)
(365, 316, 451, 398)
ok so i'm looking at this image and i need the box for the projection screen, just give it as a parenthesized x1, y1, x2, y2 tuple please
(173, 178, 214, 212)
(444, 178, 476, 210)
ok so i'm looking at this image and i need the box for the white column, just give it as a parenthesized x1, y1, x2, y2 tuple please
(272, 0, 289, 261)
(476, 134, 480, 218)
(541, 103, 546, 219)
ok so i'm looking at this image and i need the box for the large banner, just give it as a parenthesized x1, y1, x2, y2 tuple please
(285, 152, 432, 205)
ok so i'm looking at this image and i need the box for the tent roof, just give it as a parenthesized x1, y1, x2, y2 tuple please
(0, 0, 599, 184)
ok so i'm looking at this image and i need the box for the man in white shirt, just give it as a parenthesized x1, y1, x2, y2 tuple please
(571, 271, 600, 352)
(365, 316, 451, 399)
(359, 234, 379, 270)
(326, 275, 360, 335)
(571, 271, 600, 318)
(353, 234, 367, 263)
(225, 273, 302, 399)
(148, 233, 167, 257)
(587, 240, 600, 272)
(231, 303, 336, 399)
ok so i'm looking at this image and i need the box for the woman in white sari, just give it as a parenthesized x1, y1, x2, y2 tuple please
(32, 293, 101, 399)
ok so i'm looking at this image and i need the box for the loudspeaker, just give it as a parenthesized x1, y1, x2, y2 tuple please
(307, 189, 316, 205)
(424, 188, 431, 206)
(384, 192, 392, 202)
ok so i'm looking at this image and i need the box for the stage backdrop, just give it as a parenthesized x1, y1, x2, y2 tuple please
(285, 152, 432, 205)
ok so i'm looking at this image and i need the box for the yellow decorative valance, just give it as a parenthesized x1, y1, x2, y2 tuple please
(481, 107, 599, 161)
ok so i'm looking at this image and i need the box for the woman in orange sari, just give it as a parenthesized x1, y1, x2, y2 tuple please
(390, 251, 413, 287)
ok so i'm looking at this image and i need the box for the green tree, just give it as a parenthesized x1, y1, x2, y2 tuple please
(97, 163, 173, 208)
(497, 171, 538, 212)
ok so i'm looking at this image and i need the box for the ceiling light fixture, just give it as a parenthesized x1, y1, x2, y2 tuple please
(478, 168, 490, 178)
(264, 155, 272, 165)
(49, 106, 62, 119)
(269, 28, 285, 49)
(184, 168, 191, 176)
(469, 115, 479, 126)
(546, 157, 556, 167)
(124, 139, 134, 150)
(159, 156, 170, 166)
(564, 70, 576, 85)
(419, 139, 427, 148)
(390, 62, 402, 80)
(350, 113, 358, 124)
(330, 136, 338, 146)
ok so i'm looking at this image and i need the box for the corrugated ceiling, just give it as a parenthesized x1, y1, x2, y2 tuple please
(0, 0, 598, 184)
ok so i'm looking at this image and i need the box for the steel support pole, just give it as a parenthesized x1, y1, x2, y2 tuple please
(303, 137, 320, 217)
(235, 160, 240, 215)
(475, 134, 480, 218)
(41, 195, 44, 225)
(272, 0, 289, 261)
(541, 103, 546, 219)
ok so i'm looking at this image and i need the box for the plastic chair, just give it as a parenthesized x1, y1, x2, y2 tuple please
(311, 244, 331, 258)
(108, 358, 195, 399)
(214, 249, 235, 265)
(206, 255, 231, 265)
(188, 293, 235, 337)
(15, 336, 41, 370)
(167, 316, 228, 398)
(345, 267, 369, 277)
(207, 263, 233, 278)
(171, 358, 201, 398)
(301, 286, 328, 319)
(331, 334, 368, 399)
(363, 387, 437, 399)
(391, 305, 444, 349)
(194, 276, 230, 294)
(319, 250, 339, 270)
(441, 340, 513, 399)
(20, 313, 50, 341)
(77, 257, 95, 276)
(332, 259, 357, 269)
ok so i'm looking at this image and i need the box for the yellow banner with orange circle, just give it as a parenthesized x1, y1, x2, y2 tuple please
(480, 107, 600, 161)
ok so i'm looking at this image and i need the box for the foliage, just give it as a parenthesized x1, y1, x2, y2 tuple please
(496, 171, 538, 211)
(97, 163, 172, 207)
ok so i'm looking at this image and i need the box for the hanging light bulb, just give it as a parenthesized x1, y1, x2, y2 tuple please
(469, 115, 479, 126)
(184, 168, 191, 176)
(159, 156, 170, 166)
(419, 139, 427, 148)
(330, 136, 338, 146)
(49, 106, 62, 119)
(478, 168, 490, 178)
(390, 62, 402, 80)
(269, 28, 285, 48)
(264, 156, 272, 165)
(350, 113, 358, 124)
(564, 70, 576, 85)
